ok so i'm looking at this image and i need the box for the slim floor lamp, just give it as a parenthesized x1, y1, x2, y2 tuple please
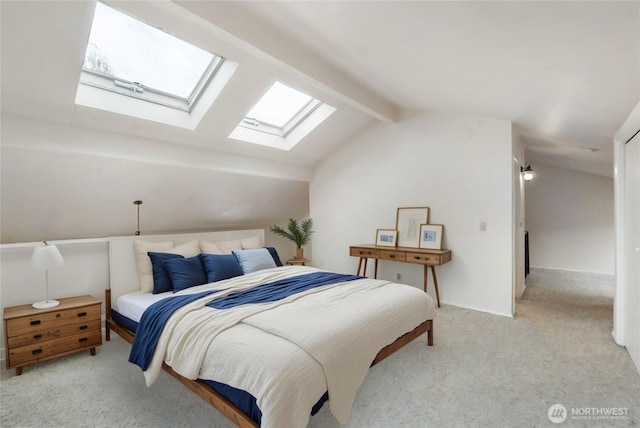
(31, 241, 64, 309)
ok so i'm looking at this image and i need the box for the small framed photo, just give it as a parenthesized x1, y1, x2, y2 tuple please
(419, 224, 444, 249)
(376, 229, 398, 247)
(396, 207, 430, 248)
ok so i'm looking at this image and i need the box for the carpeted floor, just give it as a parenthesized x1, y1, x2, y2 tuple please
(1, 268, 639, 427)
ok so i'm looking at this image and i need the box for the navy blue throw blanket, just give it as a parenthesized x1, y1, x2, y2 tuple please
(129, 272, 362, 371)
(129, 290, 218, 370)
(206, 272, 362, 309)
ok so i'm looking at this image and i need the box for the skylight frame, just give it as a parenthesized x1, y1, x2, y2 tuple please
(79, 2, 225, 113)
(229, 81, 336, 151)
(238, 82, 323, 138)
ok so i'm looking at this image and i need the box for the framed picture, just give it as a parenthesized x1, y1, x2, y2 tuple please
(419, 224, 444, 249)
(396, 207, 430, 248)
(375, 229, 398, 247)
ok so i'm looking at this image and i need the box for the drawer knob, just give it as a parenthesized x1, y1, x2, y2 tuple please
(56, 314, 61, 318)
(79, 337, 88, 343)
(32, 349, 42, 355)
(390, 254, 395, 258)
(30, 320, 41, 326)
(79, 325, 88, 330)
(77, 312, 87, 317)
(414, 256, 420, 260)
(33, 334, 42, 339)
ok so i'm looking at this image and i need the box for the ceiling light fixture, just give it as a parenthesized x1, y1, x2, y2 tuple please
(521, 165, 535, 181)
(582, 146, 600, 153)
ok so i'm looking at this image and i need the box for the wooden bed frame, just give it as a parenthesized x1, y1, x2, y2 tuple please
(104, 230, 434, 427)
(105, 290, 432, 428)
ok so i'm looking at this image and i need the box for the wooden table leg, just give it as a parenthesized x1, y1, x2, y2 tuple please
(423, 265, 441, 308)
(363, 258, 368, 277)
(423, 264, 428, 293)
(374, 259, 379, 279)
(430, 265, 441, 308)
(357, 257, 364, 275)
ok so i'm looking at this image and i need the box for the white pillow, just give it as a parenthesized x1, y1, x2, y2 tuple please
(134, 240, 201, 293)
(233, 248, 277, 274)
(170, 240, 201, 258)
(216, 239, 243, 254)
(240, 235, 263, 249)
(200, 240, 223, 254)
(134, 240, 174, 293)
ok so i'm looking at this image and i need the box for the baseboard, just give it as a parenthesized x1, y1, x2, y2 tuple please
(441, 300, 513, 318)
(529, 265, 614, 276)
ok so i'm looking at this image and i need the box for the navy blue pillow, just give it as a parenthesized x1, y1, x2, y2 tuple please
(264, 247, 283, 267)
(148, 252, 184, 294)
(200, 253, 243, 283)
(163, 255, 208, 293)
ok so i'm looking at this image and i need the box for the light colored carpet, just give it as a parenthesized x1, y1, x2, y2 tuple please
(1, 268, 639, 427)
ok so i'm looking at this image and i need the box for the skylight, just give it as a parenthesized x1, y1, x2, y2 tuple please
(245, 82, 317, 129)
(75, 2, 237, 130)
(229, 81, 335, 150)
(81, 2, 221, 110)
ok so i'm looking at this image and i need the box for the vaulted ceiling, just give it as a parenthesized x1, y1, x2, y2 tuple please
(1, 1, 639, 243)
(2, 1, 638, 178)
(236, 0, 639, 177)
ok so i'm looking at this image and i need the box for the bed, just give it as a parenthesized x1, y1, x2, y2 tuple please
(105, 229, 435, 428)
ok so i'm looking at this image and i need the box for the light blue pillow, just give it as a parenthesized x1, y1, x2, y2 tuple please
(163, 255, 208, 293)
(233, 248, 277, 274)
(200, 253, 244, 283)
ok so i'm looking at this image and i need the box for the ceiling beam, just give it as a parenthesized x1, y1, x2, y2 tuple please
(170, 0, 397, 123)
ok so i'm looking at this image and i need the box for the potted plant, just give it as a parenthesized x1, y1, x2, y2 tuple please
(269, 218, 314, 259)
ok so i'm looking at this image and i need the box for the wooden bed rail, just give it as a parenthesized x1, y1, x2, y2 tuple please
(104, 288, 432, 428)
(105, 289, 259, 428)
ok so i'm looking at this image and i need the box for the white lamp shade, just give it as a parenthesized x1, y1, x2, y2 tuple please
(31, 243, 64, 270)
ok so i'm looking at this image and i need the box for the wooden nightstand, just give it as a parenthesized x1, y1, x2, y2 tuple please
(3, 295, 102, 375)
(286, 258, 309, 266)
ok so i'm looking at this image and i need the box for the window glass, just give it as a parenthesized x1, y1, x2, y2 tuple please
(245, 82, 315, 128)
(84, 2, 217, 100)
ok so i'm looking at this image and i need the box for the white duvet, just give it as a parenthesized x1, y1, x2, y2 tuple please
(141, 265, 435, 428)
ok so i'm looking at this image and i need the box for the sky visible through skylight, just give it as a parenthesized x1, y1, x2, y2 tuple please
(84, 2, 215, 99)
(246, 82, 314, 128)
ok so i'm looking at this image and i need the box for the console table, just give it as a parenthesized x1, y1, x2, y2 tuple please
(350, 245, 452, 307)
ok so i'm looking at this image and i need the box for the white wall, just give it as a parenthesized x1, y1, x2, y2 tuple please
(525, 164, 614, 274)
(310, 110, 514, 316)
(512, 126, 526, 302)
(613, 100, 640, 373)
(1, 116, 310, 243)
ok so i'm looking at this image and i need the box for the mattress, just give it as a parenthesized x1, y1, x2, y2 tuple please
(116, 290, 172, 322)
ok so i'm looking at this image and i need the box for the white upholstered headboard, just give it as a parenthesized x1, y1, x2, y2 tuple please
(108, 229, 264, 309)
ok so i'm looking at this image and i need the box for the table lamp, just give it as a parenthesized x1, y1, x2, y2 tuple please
(31, 241, 64, 309)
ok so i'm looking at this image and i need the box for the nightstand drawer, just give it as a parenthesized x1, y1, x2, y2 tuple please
(350, 248, 379, 258)
(380, 250, 406, 261)
(405, 252, 441, 264)
(7, 319, 102, 348)
(6, 304, 100, 336)
(9, 330, 102, 367)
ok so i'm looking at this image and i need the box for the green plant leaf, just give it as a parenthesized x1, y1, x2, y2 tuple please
(269, 217, 314, 248)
